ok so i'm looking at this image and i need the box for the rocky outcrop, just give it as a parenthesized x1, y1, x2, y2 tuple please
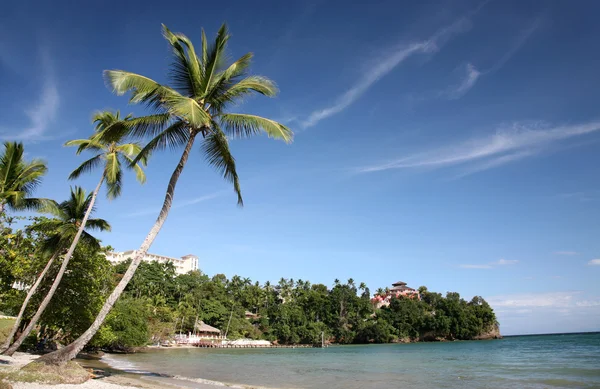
(471, 324, 502, 340)
(418, 324, 502, 342)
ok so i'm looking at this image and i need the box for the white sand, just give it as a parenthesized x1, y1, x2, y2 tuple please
(0, 353, 139, 389)
(10, 381, 139, 389)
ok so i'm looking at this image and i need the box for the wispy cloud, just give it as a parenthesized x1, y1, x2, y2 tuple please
(488, 291, 597, 308)
(490, 291, 600, 335)
(127, 192, 223, 217)
(459, 264, 492, 269)
(0, 50, 59, 141)
(442, 63, 482, 99)
(301, 4, 487, 128)
(436, 16, 541, 100)
(460, 258, 518, 269)
(588, 259, 600, 266)
(487, 16, 543, 74)
(556, 191, 599, 202)
(358, 120, 600, 175)
(494, 259, 519, 265)
(554, 251, 579, 256)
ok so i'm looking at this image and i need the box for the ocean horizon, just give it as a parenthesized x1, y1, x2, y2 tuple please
(101, 332, 600, 389)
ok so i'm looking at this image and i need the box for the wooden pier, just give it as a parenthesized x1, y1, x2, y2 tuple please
(192, 341, 321, 348)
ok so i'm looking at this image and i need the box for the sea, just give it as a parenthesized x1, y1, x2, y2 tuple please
(101, 332, 600, 389)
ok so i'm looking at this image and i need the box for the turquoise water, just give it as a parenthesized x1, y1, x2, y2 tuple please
(103, 333, 600, 388)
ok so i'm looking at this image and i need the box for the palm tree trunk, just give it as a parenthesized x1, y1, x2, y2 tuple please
(38, 133, 198, 365)
(3, 174, 105, 356)
(0, 251, 59, 353)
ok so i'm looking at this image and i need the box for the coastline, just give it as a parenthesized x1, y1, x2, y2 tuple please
(1, 352, 266, 389)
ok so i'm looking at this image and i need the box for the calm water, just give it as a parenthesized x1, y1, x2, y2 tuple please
(102, 333, 600, 389)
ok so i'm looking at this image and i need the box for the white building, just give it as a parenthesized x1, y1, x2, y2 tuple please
(105, 250, 199, 275)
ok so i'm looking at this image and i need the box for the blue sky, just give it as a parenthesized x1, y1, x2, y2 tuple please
(1, 0, 599, 335)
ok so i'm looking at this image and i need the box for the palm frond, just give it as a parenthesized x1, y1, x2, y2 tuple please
(162, 24, 202, 97)
(220, 113, 293, 143)
(104, 70, 177, 110)
(164, 94, 211, 128)
(79, 231, 102, 251)
(204, 53, 252, 103)
(201, 125, 243, 205)
(121, 154, 146, 184)
(115, 143, 143, 158)
(131, 120, 190, 165)
(105, 153, 123, 199)
(16, 198, 55, 212)
(85, 218, 111, 232)
(200, 23, 230, 95)
(68, 154, 103, 181)
(65, 138, 105, 155)
(208, 76, 278, 113)
(97, 114, 172, 143)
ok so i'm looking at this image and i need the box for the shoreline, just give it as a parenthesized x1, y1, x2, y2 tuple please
(0, 352, 267, 389)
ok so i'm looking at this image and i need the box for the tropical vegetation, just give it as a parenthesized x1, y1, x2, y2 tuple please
(1, 242, 498, 350)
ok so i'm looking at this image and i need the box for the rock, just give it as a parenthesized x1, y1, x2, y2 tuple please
(472, 324, 502, 340)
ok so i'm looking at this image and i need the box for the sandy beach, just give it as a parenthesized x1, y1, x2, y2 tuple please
(0, 352, 227, 389)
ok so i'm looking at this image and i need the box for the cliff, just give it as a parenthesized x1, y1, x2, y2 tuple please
(471, 324, 502, 340)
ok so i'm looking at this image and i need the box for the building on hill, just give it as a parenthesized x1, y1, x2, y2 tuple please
(105, 250, 198, 275)
(371, 280, 421, 309)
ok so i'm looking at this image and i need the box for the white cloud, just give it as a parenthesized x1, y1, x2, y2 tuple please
(487, 16, 542, 74)
(442, 63, 482, 99)
(460, 258, 518, 269)
(489, 291, 600, 335)
(588, 259, 600, 266)
(459, 264, 492, 269)
(358, 120, 600, 175)
(488, 291, 600, 311)
(301, 6, 483, 128)
(554, 251, 579, 256)
(0, 51, 59, 141)
(494, 259, 519, 265)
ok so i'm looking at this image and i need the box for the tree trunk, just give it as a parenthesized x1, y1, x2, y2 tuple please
(3, 174, 105, 356)
(38, 133, 198, 365)
(0, 251, 59, 352)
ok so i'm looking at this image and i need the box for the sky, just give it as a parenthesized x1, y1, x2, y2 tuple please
(1, 0, 599, 335)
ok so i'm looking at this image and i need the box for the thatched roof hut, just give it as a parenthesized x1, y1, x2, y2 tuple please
(194, 321, 221, 334)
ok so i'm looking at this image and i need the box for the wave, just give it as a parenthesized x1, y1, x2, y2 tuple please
(100, 353, 278, 389)
(100, 354, 155, 375)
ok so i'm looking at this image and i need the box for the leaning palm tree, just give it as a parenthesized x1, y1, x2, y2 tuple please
(4, 112, 145, 356)
(0, 141, 48, 214)
(38, 24, 293, 365)
(3, 187, 110, 355)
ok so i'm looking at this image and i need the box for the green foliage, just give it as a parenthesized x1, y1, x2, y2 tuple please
(90, 297, 149, 351)
(66, 110, 147, 199)
(374, 289, 498, 341)
(35, 244, 114, 344)
(0, 215, 49, 299)
(102, 24, 293, 206)
(0, 141, 49, 213)
(1, 214, 496, 351)
(0, 318, 16, 345)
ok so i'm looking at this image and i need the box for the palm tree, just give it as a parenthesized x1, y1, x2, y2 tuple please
(3, 187, 110, 355)
(38, 24, 292, 365)
(4, 112, 144, 356)
(0, 141, 48, 214)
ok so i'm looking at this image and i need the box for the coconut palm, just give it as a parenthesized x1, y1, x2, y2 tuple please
(4, 112, 145, 356)
(38, 24, 292, 365)
(3, 187, 110, 355)
(0, 141, 48, 214)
